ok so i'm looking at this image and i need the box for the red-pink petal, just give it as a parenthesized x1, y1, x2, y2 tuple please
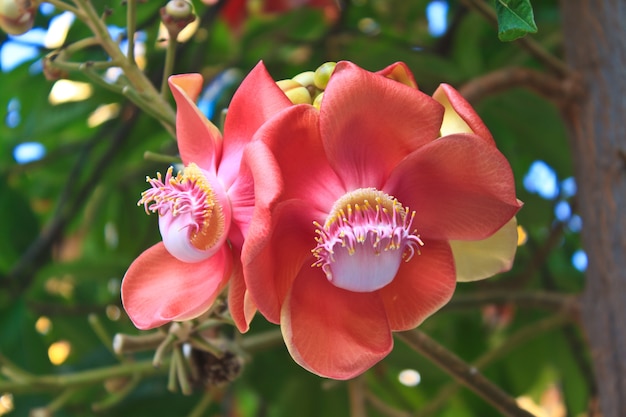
(376, 62, 418, 88)
(218, 61, 293, 188)
(169, 74, 223, 170)
(227, 250, 256, 332)
(226, 160, 255, 251)
(433, 83, 495, 144)
(121, 242, 231, 330)
(243, 199, 321, 324)
(281, 266, 393, 379)
(379, 239, 456, 331)
(250, 105, 344, 208)
(384, 133, 521, 241)
(242, 106, 346, 323)
(320, 61, 444, 189)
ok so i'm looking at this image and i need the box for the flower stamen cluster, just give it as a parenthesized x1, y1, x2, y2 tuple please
(312, 188, 423, 292)
(139, 163, 224, 252)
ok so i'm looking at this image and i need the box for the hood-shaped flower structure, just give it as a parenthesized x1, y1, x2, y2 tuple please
(122, 62, 292, 331)
(243, 61, 522, 379)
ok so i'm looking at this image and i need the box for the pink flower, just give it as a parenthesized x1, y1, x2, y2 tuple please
(211, 0, 339, 31)
(243, 61, 522, 379)
(122, 62, 292, 331)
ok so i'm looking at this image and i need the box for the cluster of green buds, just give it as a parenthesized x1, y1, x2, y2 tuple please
(276, 62, 337, 110)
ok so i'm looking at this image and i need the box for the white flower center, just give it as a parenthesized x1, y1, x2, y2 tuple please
(312, 188, 423, 292)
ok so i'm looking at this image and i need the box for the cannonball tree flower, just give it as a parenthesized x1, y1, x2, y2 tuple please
(242, 61, 522, 379)
(121, 62, 292, 331)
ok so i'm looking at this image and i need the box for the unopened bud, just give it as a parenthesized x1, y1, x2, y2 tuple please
(42, 52, 69, 81)
(312, 92, 324, 110)
(0, 0, 36, 35)
(160, 0, 195, 38)
(313, 62, 336, 90)
(276, 79, 312, 105)
(165, 0, 192, 19)
(290, 70, 314, 91)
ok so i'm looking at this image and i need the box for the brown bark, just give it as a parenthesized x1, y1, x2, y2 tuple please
(561, 1, 626, 416)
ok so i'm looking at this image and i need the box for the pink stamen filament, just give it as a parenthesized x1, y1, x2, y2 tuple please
(312, 190, 424, 290)
(138, 164, 224, 251)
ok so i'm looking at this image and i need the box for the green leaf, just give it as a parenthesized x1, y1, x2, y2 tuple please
(0, 179, 40, 274)
(495, 0, 538, 41)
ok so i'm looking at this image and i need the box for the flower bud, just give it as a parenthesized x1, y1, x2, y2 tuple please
(160, 0, 195, 38)
(42, 52, 69, 81)
(313, 62, 336, 90)
(276, 79, 312, 105)
(0, 0, 36, 35)
(312, 92, 324, 110)
(292, 70, 319, 96)
(165, 0, 192, 19)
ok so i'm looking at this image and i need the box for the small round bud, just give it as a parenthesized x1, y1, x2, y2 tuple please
(42, 52, 69, 81)
(312, 92, 324, 110)
(165, 0, 192, 19)
(313, 62, 336, 90)
(0, 0, 36, 35)
(292, 71, 316, 88)
(276, 79, 312, 105)
(160, 0, 196, 38)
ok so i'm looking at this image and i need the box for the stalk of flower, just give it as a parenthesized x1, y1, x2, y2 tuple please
(121, 62, 293, 332)
(242, 61, 522, 379)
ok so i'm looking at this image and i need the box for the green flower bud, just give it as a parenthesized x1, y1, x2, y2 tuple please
(313, 62, 337, 90)
(276, 79, 312, 105)
(292, 70, 321, 98)
(312, 92, 324, 110)
(292, 71, 315, 88)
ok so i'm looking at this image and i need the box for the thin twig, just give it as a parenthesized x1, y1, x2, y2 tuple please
(349, 376, 368, 417)
(396, 329, 536, 417)
(365, 391, 411, 417)
(126, 0, 137, 65)
(445, 290, 579, 317)
(0, 359, 169, 394)
(415, 313, 571, 417)
(458, 66, 583, 107)
(160, 37, 178, 99)
(187, 390, 214, 417)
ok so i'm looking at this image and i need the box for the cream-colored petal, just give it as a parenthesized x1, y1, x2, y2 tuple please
(450, 217, 518, 282)
(433, 86, 474, 136)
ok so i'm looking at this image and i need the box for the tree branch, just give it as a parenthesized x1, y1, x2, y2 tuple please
(459, 66, 581, 107)
(396, 329, 536, 417)
(445, 290, 579, 317)
(414, 314, 571, 417)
